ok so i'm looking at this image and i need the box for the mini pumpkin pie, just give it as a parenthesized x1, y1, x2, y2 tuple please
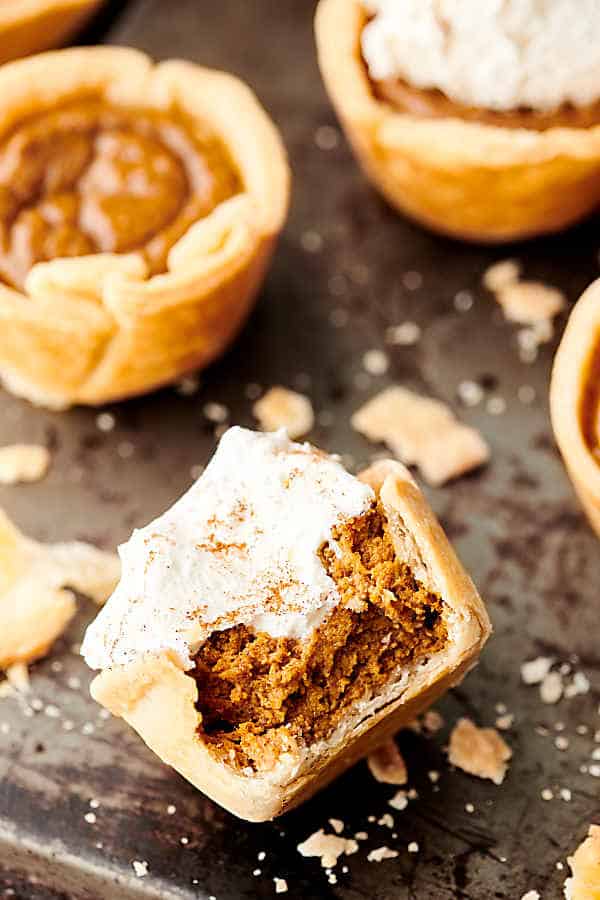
(315, 0, 600, 242)
(550, 278, 600, 539)
(0, 1, 103, 65)
(0, 47, 289, 408)
(82, 426, 490, 822)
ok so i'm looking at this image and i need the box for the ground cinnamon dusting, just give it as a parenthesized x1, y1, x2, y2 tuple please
(192, 501, 447, 769)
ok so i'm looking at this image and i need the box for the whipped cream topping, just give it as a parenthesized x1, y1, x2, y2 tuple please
(362, 0, 600, 112)
(82, 427, 374, 671)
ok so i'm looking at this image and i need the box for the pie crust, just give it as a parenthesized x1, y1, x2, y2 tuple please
(315, 0, 600, 242)
(89, 458, 490, 822)
(0, 508, 120, 670)
(0, 47, 289, 407)
(0, 1, 102, 65)
(550, 278, 600, 538)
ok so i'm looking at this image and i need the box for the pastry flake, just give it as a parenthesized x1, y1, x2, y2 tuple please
(0, 508, 120, 670)
(0, 444, 50, 484)
(564, 825, 600, 900)
(0, 47, 289, 408)
(315, 0, 600, 242)
(83, 428, 489, 821)
(351, 386, 490, 486)
(253, 387, 314, 439)
(448, 717, 511, 785)
(297, 830, 359, 868)
(367, 738, 408, 785)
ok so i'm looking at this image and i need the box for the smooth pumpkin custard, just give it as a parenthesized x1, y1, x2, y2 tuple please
(0, 99, 239, 290)
(373, 79, 600, 132)
(192, 502, 447, 770)
(83, 427, 489, 821)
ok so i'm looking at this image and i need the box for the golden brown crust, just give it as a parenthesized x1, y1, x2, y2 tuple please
(90, 458, 490, 822)
(550, 279, 600, 538)
(315, 0, 600, 242)
(0, 48, 290, 407)
(0, 509, 120, 669)
(0, 1, 102, 65)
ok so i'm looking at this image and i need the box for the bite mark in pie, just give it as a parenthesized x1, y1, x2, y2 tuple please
(83, 427, 490, 821)
(0, 48, 289, 408)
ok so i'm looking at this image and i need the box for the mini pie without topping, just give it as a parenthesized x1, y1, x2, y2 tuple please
(0, 1, 103, 65)
(550, 278, 600, 539)
(315, 0, 600, 242)
(83, 427, 490, 822)
(0, 47, 289, 408)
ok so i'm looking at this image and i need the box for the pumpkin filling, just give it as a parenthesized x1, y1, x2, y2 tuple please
(0, 98, 240, 290)
(192, 501, 447, 771)
(372, 76, 600, 132)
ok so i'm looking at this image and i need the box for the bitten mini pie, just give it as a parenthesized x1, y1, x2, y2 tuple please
(551, 278, 600, 539)
(315, 0, 600, 242)
(0, 47, 289, 407)
(0, 1, 103, 65)
(83, 427, 490, 821)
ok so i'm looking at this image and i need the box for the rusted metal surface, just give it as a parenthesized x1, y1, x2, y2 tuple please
(0, 1, 599, 898)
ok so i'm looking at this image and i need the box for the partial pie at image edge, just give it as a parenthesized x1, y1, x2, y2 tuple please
(551, 277, 600, 539)
(314, 0, 600, 243)
(0, 0, 103, 65)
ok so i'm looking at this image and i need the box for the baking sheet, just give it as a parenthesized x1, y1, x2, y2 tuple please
(0, 1, 599, 897)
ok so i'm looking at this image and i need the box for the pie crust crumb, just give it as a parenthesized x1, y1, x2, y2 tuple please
(483, 259, 522, 293)
(483, 261, 565, 328)
(495, 281, 566, 326)
(253, 387, 314, 438)
(352, 386, 489, 486)
(297, 829, 359, 868)
(564, 825, 600, 899)
(367, 739, 408, 785)
(6, 662, 29, 693)
(0, 444, 50, 484)
(448, 717, 512, 785)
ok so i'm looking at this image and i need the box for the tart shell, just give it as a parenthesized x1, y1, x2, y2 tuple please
(0, 48, 289, 408)
(89, 460, 490, 822)
(315, 0, 600, 243)
(0, 0, 102, 65)
(550, 279, 600, 538)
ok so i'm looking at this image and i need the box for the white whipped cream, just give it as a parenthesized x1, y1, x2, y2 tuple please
(362, 0, 600, 112)
(82, 427, 374, 671)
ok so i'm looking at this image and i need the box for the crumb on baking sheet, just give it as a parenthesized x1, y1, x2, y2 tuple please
(482, 259, 521, 293)
(351, 386, 489, 486)
(253, 386, 314, 439)
(192, 501, 447, 770)
(564, 824, 600, 899)
(367, 739, 408, 785)
(448, 717, 512, 785)
(0, 444, 50, 484)
(367, 846, 398, 862)
(297, 829, 359, 868)
(483, 260, 565, 344)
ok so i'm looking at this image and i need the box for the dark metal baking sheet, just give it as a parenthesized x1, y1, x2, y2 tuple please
(0, 2, 598, 898)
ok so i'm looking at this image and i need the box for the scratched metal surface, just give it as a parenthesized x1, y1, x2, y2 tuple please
(0, 1, 599, 898)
